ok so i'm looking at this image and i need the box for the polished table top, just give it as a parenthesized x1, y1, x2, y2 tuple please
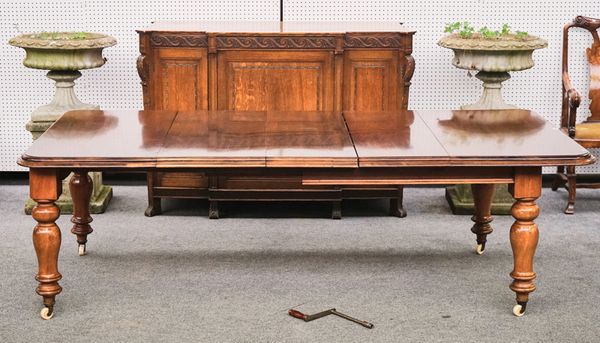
(20, 109, 594, 169)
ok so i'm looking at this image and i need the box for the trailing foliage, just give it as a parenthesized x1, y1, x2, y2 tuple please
(444, 22, 529, 40)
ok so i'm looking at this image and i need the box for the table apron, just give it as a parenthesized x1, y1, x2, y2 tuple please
(39, 166, 523, 186)
(301, 166, 517, 186)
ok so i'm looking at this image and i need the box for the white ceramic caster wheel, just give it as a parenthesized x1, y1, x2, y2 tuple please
(78, 244, 86, 256)
(40, 307, 54, 320)
(512, 304, 525, 317)
(475, 244, 485, 255)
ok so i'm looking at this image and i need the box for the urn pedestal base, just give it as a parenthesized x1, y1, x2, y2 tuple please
(25, 173, 112, 215)
(446, 184, 514, 215)
(461, 71, 518, 110)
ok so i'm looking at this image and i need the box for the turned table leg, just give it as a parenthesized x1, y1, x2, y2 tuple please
(70, 170, 94, 256)
(30, 169, 63, 320)
(508, 167, 542, 317)
(471, 184, 494, 255)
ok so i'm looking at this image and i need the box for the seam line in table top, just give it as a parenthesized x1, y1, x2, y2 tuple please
(415, 111, 452, 158)
(155, 110, 183, 160)
(340, 112, 361, 165)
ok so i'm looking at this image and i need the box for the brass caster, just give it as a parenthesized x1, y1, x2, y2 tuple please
(564, 203, 575, 215)
(40, 307, 54, 320)
(512, 302, 526, 317)
(78, 244, 87, 256)
(475, 243, 485, 255)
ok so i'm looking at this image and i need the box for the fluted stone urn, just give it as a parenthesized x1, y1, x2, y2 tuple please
(438, 34, 547, 109)
(10, 32, 117, 214)
(438, 33, 547, 214)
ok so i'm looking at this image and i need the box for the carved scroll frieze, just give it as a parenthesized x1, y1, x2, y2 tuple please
(216, 36, 337, 49)
(344, 35, 403, 48)
(150, 33, 208, 47)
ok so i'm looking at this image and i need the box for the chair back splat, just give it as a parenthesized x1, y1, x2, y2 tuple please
(588, 37, 600, 119)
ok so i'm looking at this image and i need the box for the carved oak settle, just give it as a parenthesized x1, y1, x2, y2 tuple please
(136, 22, 415, 218)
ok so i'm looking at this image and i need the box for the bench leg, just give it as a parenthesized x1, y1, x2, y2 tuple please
(389, 186, 407, 218)
(144, 172, 162, 217)
(209, 200, 220, 219)
(331, 200, 342, 219)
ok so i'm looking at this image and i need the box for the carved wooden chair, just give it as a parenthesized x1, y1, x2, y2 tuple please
(552, 16, 600, 213)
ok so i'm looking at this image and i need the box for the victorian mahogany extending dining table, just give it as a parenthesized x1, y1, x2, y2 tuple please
(19, 109, 593, 320)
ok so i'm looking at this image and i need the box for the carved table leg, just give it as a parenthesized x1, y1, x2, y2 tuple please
(70, 170, 93, 256)
(471, 184, 494, 255)
(30, 169, 63, 320)
(508, 168, 541, 317)
(389, 186, 407, 218)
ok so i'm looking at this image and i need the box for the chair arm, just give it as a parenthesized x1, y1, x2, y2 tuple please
(563, 72, 582, 137)
(563, 72, 582, 107)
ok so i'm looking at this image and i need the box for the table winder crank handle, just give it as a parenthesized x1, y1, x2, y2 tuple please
(288, 308, 374, 329)
(332, 309, 374, 329)
(288, 308, 335, 321)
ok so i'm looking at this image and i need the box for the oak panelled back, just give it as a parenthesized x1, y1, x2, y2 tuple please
(152, 48, 208, 111)
(344, 50, 401, 111)
(137, 21, 415, 217)
(218, 51, 335, 111)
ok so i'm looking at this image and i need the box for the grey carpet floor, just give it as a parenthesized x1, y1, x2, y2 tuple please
(1, 185, 600, 343)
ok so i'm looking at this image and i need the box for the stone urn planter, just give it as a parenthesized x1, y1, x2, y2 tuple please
(438, 33, 547, 109)
(9, 32, 117, 124)
(10, 32, 116, 216)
